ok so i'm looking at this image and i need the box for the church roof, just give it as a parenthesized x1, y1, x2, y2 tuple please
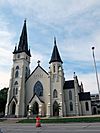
(63, 80, 74, 89)
(13, 20, 31, 57)
(8, 96, 18, 106)
(26, 65, 48, 82)
(29, 93, 44, 103)
(79, 92, 91, 101)
(49, 37, 63, 64)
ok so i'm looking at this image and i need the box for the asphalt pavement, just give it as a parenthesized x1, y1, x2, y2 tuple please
(0, 123, 100, 133)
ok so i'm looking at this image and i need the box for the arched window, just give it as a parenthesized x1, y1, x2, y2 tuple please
(85, 102, 89, 111)
(15, 70, 19, 78)
(70, 102, 73, 111)
(34, 81, 43, 96)
(13, 87, 18, 96)
(69, 90, 72, 100)
(13, 81, 18, 96)
(53, 89, 58, 98)
(15, 66, 19, 78)
(16, 66, 19, 69)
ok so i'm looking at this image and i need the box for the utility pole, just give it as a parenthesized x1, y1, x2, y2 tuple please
(92, 47, 100, 100)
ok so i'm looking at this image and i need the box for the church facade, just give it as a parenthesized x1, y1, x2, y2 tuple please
(5, 20, 92, 117)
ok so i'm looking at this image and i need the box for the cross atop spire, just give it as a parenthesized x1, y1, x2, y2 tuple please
(49, 37, 63, 64)
(13, 20, 31, 57)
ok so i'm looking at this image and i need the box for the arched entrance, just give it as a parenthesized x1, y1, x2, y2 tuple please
(11, 102, 16, 115)
(33, 102, 39, 115)
(53, 101, 59, 116)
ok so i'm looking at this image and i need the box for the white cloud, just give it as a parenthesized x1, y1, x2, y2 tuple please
(7, 0, 100, 25)
(30, 51, 45, 70)
(0, 0, 7, 6)
(54, 3, 99, 62)
(60, 38, 92, 61)
(79, 73, 100, 94)
(0, 17, 14, 89)
(91, 31, 100, 61)
(60, 28, 100, 62)
(0, 71, 10, 89)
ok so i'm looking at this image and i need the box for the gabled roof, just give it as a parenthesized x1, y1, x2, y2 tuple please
(29, 93, 44, 103)
(79, 92, 91, 101)
(8, 96, 18, 106)
(26, 65, 48, 81)
(13, 20, 31, 57)
(49, 37, 63, 64)
(63, 80, 74, 89)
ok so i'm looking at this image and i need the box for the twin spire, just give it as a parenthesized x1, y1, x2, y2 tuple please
(49, 37, 63, 64)
(13, 19, 31, 57)
(13, 20, 63, 64)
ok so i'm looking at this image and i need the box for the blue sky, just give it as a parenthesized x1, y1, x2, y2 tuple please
(0, 0, 100, 94)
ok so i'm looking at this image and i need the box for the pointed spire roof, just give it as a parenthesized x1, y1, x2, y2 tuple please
(49, 37, 63, 64)
(18, 19, 28, 51)
(13, 20, 31, 56)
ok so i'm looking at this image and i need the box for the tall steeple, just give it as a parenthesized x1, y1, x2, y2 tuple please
(49, 37, 63, 64)
(13, 20, 31, 56)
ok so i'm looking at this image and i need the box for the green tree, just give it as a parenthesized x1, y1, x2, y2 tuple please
(0, 88, 8, 114)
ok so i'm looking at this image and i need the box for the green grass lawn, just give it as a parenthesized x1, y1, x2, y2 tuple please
(17, 116, 100, 123)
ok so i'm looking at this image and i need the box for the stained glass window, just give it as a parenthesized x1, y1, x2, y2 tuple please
(34, 81, 43, 96)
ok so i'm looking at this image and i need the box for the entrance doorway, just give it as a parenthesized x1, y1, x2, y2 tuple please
(53, 101, 59, 116)
(11, 102, 16, 115)
(92, 107, 97, 115)
(33, 102, 39, 115)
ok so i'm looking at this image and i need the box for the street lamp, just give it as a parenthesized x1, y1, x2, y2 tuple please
(92, 47, 100, 100)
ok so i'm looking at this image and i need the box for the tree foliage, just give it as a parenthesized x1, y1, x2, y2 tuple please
(0, 88, 8, 114)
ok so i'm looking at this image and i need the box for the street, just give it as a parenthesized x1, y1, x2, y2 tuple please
(0, 123, 100, 133)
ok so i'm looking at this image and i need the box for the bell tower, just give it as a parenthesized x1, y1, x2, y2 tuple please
(49, 37, 65, 116)
(5, 20, 31, 117)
